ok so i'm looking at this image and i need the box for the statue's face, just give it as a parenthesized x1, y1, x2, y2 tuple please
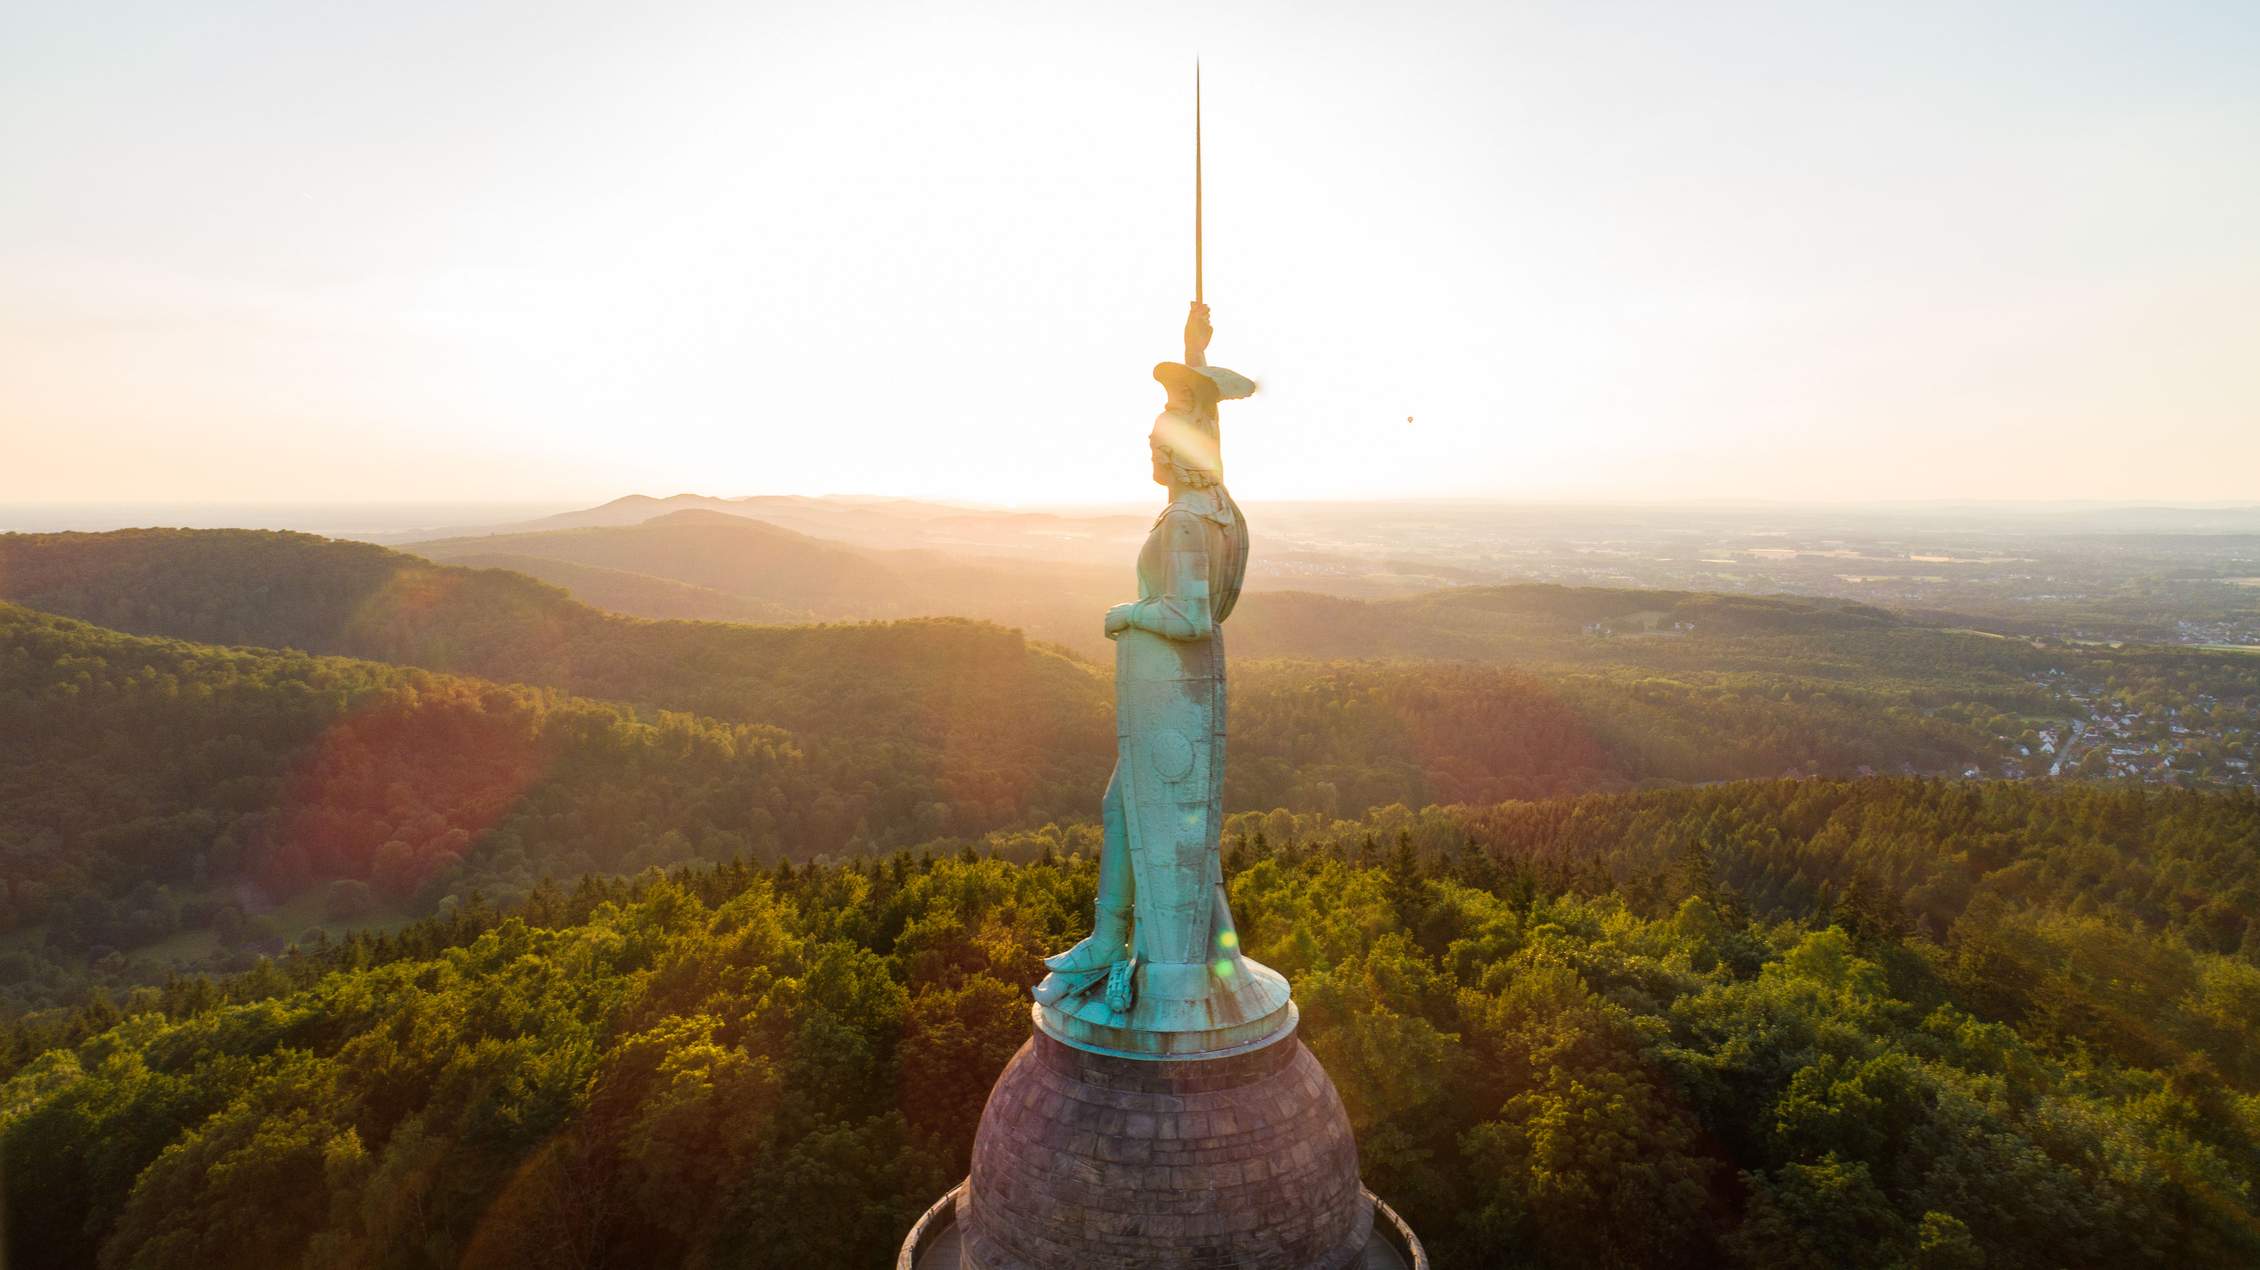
(1150, 410, 1218, 488)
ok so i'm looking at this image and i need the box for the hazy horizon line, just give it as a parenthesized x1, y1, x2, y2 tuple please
(11, 492, 2260, 512)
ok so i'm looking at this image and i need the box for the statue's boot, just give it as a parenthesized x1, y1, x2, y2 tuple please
(1034, 902, 1129, 1005)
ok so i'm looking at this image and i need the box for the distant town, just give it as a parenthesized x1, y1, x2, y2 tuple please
(1960, 666, 2258, 790)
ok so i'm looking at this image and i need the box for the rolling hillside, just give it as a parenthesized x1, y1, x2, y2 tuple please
(410, 492, 1151, 565)
(411, 511, 907, 611)
(0, 531, 2023, 819)
(0, 526, 1111, 748)
(404, 509, 1125, 649)
(422, 552, 810, 624)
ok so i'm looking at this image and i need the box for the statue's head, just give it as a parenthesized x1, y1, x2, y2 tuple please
(1150, 409, 1221, 489)
(1150, 362, 1254, 490)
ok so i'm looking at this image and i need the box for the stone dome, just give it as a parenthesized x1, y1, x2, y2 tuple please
(957, 1021, 1371, 1270)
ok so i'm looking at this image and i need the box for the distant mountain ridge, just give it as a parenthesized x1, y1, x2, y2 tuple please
(388, 493, 1535, 636)
(415, 550, 811, 624)
(0, 527, 1118, 850)
(412, 510, 900, 611)
(398, 502, 1940, 666)
(409, 492, 1152, 565)
(403, 509, 1125, 651)
(0, 528, 2021, 843)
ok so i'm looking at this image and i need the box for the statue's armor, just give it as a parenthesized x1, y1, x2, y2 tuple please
(1117, 492, 1235, 965)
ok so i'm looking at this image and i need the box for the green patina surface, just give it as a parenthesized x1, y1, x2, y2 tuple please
(1031, 344, 1291, 1060)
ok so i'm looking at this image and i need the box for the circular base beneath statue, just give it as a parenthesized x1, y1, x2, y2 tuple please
(955, 1025, 1371, 1270)
(1035, 953, 1296, 1058)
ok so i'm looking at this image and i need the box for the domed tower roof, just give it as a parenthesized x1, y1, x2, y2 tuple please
(939, 1023, 1409, 1270)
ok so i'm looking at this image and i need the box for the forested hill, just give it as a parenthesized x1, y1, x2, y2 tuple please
(6, 784, 2257, 1269)
(2, 603, 798, 942)
(1242, 582, 1908, 652)
(0, 528, 1110, 747)
(0, 527, 1119, 838)
(0, 600, 1118, 996)
(408, 550, 810, 625)
(409, 511, 913, 620)
(1257, 780, 2260, 956)
(0, 530, 2013, 814)
(1230, 583, 2045, 690)
(0, 602, 2012, 1004)
(403, 509, 1128, 653)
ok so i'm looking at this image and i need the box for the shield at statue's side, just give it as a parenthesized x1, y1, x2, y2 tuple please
(1033, 624, 1291, 1058)
(1113, 625, 1222, 966)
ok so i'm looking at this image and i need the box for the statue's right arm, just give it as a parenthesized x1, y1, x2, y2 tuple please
(1119, 512, 1214, 641)
(1184, 302, 1212, 368)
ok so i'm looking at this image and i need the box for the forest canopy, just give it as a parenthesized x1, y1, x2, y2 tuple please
(5, 782, 2257, 1268)
(0, 592, 2029, 1004)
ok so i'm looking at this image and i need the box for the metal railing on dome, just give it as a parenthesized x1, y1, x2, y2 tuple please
(896, 1181, 964, 1270)
(1365, 1187, 1431, 1270)
(899, 1180, 1427, 1269)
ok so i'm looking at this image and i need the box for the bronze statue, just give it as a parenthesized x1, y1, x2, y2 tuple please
(1032, 302, 1292, 1058)
(940, 70, 1403, 1270)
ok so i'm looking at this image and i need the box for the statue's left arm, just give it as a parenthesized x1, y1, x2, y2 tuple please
(1106, 512, 1212, 641)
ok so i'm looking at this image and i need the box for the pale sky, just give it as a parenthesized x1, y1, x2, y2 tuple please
(5, 0, 2257, 507)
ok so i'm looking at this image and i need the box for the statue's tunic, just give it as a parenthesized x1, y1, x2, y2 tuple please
(1113, 489, 1239, 965)
(1037, 485, 1294, 1058)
